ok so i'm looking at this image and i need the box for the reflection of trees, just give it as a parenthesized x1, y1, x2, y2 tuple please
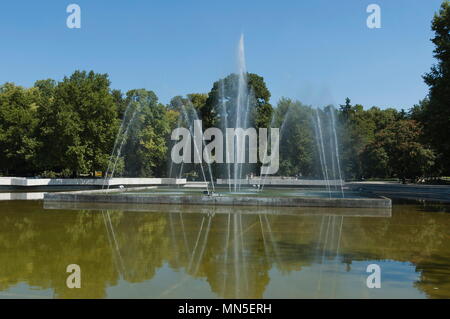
(0, 202, 117, 298)
(0, 201, 169, 298)
(0, 201, 450, 298)
(200, 213, 271, 298)
(105, 211, 169, 283)
(164, 212, 273, 298)
(337, 204, 450, 298)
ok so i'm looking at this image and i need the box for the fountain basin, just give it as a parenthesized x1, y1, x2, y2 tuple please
(43, 201, 392, 217)
(43, 187, 391, 209)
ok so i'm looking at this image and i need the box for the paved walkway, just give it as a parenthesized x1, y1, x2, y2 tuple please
(0, 177, 186, 187)
(348, 182, 450, 202)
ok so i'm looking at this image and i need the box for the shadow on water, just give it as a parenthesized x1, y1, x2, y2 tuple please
(0, 200, 450, 298)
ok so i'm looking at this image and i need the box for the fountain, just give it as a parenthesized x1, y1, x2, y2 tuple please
(43, 34, 391, 210)
(103, 95, 143, 189)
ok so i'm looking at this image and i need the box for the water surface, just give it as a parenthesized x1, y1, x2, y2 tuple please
(0, 200, 449, 299)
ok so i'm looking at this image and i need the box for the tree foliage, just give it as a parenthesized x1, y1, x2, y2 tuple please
(0, 40, 446, 184)
(0, 71, 178, 178)
(361, 120, 436, 179)
(121, 89, 173, 177)
(273, 98, 316, 177)
(0, 83, 39, 175)
(422, 1, 450, 172)
(203, 73, 273, 130)
(36, 71, 119, 175)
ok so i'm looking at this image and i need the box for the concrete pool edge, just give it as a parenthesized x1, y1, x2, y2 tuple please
(43, 201, 391, 217)
(43, 188, 392, 209)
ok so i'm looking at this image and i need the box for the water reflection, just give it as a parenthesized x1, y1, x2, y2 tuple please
(0, 201, 449, 298)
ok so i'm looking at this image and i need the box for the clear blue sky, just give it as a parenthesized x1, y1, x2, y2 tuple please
(0, 0, 444, 109)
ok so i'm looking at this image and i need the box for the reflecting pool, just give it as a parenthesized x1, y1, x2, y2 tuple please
(0, 200, 449, 298)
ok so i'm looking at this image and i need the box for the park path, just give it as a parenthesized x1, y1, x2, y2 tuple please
(348, 182, 450, 202)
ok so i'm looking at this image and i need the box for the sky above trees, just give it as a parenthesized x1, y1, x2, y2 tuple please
(0, 0, 444, 109)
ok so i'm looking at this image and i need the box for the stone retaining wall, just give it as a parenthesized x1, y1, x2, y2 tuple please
(44, 190, 391, 209)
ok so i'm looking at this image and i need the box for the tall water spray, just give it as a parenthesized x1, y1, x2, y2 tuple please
(330, 108, 344, 197)
(103, 100, 142, 189)
(168, 34, 256, 192)
(312, 106, 345, 197)
(218, 79, 232, 192)
(179, 103, 215, 192)
(233, 35, 249, 191)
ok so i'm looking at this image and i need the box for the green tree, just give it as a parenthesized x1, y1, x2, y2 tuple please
(187, 93, 208, 112)
(409, 98, 429, 124)
(339, 101, 371, 179)
(111, 89, 127, 118)
(204, 73, 273, 130)
(422, 1, 450, 172)
(0, 83, 39, 175)
(339, 97, 352, 118)
(362, 120, 436, 179)
(273, 98, 316, 176)
(168, 93, 208, 125)
(36, 71, 119, 176)
(360, 143, 391, 178)
(338, 98, 399, 180)
(248, 73, 273, 129)
(34, 79, 56, 102)
(122, 89, 172, 177)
